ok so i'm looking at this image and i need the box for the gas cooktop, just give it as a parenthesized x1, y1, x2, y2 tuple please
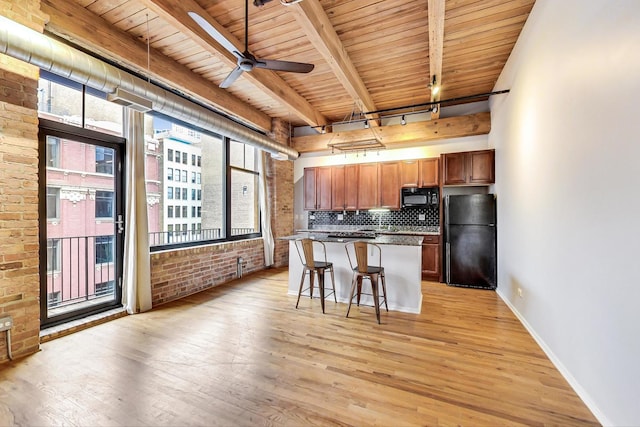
(326, 231, 377, 239)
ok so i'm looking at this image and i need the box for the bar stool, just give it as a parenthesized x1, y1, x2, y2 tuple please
(294, 238, 336, 313)
(345, 241, 388, 324)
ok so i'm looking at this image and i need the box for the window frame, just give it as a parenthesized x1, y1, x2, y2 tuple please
(145, 115, 261, 252)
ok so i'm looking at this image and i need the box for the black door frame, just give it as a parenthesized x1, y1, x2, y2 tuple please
(38, 118, 126, 328)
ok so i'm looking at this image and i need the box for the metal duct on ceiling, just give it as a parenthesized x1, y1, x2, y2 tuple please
(0, 15, 298, 160)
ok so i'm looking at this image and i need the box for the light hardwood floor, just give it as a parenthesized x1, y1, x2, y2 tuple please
(0, 267, 599, 426)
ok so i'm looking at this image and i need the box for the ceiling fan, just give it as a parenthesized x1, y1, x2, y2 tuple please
(189, 0, 314, 89)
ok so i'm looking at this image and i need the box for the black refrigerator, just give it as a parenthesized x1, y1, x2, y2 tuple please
(444, 194, 497, 289)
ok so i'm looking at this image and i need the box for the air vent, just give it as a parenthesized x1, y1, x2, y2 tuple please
(107, 88, 153, 113)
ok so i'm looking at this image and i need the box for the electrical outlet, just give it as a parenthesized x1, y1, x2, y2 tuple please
(338, 214, 344, 221)
(517, 288, 523, 298)
(309, 214, 315, 220)
(418, 214, 426, 221)
(0, 316, 13, 332)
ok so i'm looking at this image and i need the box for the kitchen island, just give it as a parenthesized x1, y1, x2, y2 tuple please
(280, 232, 423, 314)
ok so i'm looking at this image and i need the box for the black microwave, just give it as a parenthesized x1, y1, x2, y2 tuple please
(401, 187, 439, 208)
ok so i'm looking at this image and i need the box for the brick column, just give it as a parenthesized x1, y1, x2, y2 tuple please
(0, 1, 48, 363)
(267, 119, 294, 267)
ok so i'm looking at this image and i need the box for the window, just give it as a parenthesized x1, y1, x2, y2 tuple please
(230, 141, 260, 236)
(95, 146, 114, 174)
(95, 280, 115, 297)
(95, 236, 114, 264)
(231, 169, 259, 235)
(95, 191, 114, 218)
(192, 206, 196, 217)
(168, 206, 174, 218)
(47, 187, 60, 219)
(168, 149, 174, 162)
(167, 187, 173, 199)
(144, 115, 224, 248)
(46, 239, 61, 272)
(46, 136, 60, 168)
(197, 206, 202, 218)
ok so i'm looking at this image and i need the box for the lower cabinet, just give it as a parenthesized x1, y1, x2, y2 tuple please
(421, 235, 440, 281)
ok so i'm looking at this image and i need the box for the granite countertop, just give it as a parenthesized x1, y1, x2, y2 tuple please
(279, 232, 424, 246)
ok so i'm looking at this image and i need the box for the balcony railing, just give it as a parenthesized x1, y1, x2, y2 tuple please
(46, 235, 116, 314)
(149, 227, 259, 246)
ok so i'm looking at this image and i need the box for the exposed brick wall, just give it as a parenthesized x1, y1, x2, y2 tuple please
(0, 1, 48, 363)
(268, 119, 294, 267)
(150, 239, 265, 306)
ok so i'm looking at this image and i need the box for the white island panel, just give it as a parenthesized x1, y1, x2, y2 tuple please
(287, 240, 422, 314)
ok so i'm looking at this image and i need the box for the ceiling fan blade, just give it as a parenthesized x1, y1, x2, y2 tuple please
(188, 11, 241, 58)
(219, 66, 245, 88)
(255, 59, 314, 73)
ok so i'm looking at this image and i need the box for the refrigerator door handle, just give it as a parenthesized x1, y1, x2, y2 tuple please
(445, 242, 451, 284)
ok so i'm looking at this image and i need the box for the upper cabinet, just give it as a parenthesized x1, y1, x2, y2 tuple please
(419, 158, 439, 187)
(379, 162, 400, 209)
(401, 158, 439, 188)
(331, 164, 358, 211)
(400, 160, 419, 187)
(442, 149, 495, 186)
(357, 163, 379, 209)
(303, 167, 332, 210)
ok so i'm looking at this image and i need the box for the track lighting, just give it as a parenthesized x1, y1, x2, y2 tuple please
(432, 105, 438, 114)
(364, 120, 369, 129)
(321, 125, 326, 134)
(431, 75, 440, 96)
(401, 115, 406, 125)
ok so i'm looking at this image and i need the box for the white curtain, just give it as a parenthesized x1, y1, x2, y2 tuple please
(122, 109, 153, 314)
(259, 152, 274, 266)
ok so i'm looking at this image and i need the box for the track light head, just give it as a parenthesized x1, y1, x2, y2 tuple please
(321, 125, 326, 134)
(364, 120, 369, 129)
(400, 115, 406, 125)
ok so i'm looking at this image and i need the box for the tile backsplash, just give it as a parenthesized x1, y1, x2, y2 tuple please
(308, 206, 439, 229)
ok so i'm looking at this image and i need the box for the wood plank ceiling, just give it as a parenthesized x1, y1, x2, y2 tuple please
(41, 0, 535, 152)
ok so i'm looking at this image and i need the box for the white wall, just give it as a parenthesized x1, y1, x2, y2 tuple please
(489, 1, 640, 425)
(292, 135, 490, 229)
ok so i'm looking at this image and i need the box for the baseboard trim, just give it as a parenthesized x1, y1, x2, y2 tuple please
(496, 288, 611, 426)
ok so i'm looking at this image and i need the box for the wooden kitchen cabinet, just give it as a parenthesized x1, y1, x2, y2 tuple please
(442, 149, 495, 185)
(421, 235, 440, 281)
(331, 164, 358, 210)
(357, 163, 379, 209)
(379, 161, 400, 209)
(400, 160, 419, 187)
(303, 166, 332, 210)
(419, 158, 439, 187)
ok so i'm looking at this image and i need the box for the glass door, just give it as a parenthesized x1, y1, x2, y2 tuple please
(39, 119, 125, 327)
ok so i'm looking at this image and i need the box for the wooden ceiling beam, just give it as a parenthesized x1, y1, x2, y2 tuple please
(287, 0, 378, 124)
(141, 0, 327, 128)
(428, 0, 445, 119)
(292, 112, 491, 153)
(41, 0, 272, 131)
